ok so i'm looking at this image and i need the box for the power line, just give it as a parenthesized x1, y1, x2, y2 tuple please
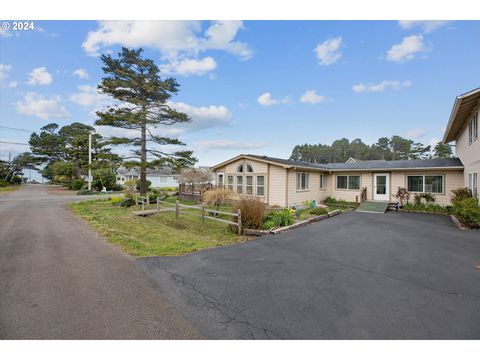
(0, 141, 29, 145)
(0, 125, 35, 133)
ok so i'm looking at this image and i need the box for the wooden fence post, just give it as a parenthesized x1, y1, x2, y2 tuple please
(157, 196, 160, 212)
(147, 195, 150, 206)
(135, 194, 138, 206)
(175, 200, 180, 221)
(201, 204, 205, 221)
(237, 209, 242, 235)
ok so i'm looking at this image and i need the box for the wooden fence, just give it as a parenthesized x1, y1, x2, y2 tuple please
(153, 199, 242, 234)
(178, 183, 214, 203)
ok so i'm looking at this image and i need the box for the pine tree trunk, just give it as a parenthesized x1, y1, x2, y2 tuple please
(140, 121, 147, 195)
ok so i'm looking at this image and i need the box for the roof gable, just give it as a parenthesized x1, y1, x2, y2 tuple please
(443, 87, 480, 143)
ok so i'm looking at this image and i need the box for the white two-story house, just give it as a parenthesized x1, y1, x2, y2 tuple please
(443, 87, 479, 199)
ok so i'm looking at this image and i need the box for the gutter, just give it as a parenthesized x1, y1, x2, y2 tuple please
(328, 166, 464, 172)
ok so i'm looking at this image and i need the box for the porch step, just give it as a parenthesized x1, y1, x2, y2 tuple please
(356, 201, 389, 214)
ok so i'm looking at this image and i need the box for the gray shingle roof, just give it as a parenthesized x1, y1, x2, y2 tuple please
(244, 154, 463, 171)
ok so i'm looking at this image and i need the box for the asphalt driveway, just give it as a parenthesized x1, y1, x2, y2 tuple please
(0, 185, 201, 339)
(139, 211, 480, 339)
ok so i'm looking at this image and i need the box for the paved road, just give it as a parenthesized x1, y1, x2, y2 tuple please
(0, 185, 202, 339)
(140, 211, 480, 339)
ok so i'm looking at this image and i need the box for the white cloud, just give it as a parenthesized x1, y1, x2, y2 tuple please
(0, 29, 11, 38)
(406, 128, 427, 139)
(0, 64, 12, 80)
(386, 35, 427, 63)
(160, 56, 217, 76)
(82, 21, 252, 75)
(257, 92, 289, 106)
(352, 80, 412, 93)
(8, 81, 17, 88)
(192, 140, 269, 151)
(299, 90, 327, 104)
(73, 68, 89, 79)
(398, 21, 450, 33)
(428, 137, 441, 147)
(69, 85, 110, 107)
(314, 37, 342, 66)
(96, 101, 232, 139)
(26, 67, 53, 85)
(15, 92, 71, 120)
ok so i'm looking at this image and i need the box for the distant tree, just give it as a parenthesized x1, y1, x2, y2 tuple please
(0, 152, 40, 183)
(29, 122, 119, 181)
(410, 142, 431, 159)
(433, 142, 453, 159)
(178, 168, 212, 194)
(96, 47, 196, 195)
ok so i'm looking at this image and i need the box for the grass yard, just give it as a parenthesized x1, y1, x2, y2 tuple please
(0, 185, 20, 192)
(70, 199, 248, 257)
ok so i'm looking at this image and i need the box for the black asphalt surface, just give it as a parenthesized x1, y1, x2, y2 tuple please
(0, 185, 202, 339)
(139, 210, 480, 339)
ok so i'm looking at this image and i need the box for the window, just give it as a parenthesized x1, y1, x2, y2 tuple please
(336, 175, 360, 190)
(159, 176, 167, 183)
(236, 175, 243, 193)
(246, 163, 253, 173)
(236, 164, 244, 173)
(469, 111, 478, 144)
(256, 176, 265, 196)
(425, 175, 443, 193)
(348, 176, 360, 190)
(469, 173, 478, 198)
(336, 176, 348, 189)
(407, 176, 423, 192)
(227, 176, 234, 191)
(296, 173, 310, 191)
(320, 174, 326, 189)
(246, 176, 253, 195)
(407, 175, 443, 194)
(218, 174, 224, 187)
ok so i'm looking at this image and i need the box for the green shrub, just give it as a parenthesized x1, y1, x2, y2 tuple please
(451, 187, 473, 206)
(310, 207, 328, 216)
(0, 180, 11, 187)
(323, 196, 337, 205)
(70, 178, 85, 190)
(454, 197, 480, 227)
(262, 209, 294, 230)
(109, 196, 124, 205)
(119, 198, 136, 207)
(135, 179, 152, 192)
(77, 189, 96, 195)
(233, 196, 266, 230)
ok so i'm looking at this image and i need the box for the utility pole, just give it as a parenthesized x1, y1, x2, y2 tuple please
(88, 132, 92, 191)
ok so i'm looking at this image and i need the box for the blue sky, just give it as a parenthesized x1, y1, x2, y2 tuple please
(1, 20, 480, 174)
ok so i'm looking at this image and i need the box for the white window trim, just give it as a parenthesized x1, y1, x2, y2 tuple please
(406, 174, 444, 194)
(469, 111, 478, 145)
(256, 175, 265, 197)
(320, 174, 326, 189)
(296, 172, 310, 192)
(336, 175, 361, 191)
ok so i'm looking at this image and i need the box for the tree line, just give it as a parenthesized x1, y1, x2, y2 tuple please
(290, 136, 453, 164)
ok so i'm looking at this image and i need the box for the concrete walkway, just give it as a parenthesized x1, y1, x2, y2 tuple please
(0, 185, 202, 339)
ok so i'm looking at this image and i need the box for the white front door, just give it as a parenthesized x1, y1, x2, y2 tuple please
(373, 173, 390, 201)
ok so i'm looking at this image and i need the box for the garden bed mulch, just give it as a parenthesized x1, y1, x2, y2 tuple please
(244, 209, 342, 236)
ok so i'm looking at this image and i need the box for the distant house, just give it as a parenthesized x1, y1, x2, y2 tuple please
(116, 167, 179, 188)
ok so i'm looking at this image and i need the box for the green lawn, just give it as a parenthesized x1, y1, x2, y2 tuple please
(0, 185, 20, 192)
(70, 199, 248, 257)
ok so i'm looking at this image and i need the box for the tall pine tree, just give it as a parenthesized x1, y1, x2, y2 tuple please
(96, 47, 196, 194)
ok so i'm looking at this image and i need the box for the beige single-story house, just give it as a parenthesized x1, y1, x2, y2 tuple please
(211, 87, 480, 208)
